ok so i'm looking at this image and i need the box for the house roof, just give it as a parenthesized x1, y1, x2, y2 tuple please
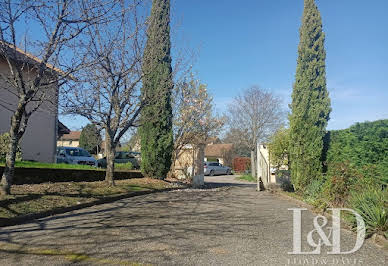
(205, 143, 233, 158)
(207, 137, 221, 144)
(57, 121, 71, 135)
(0, 41, 65, 76)
(59, 131, 81, 141)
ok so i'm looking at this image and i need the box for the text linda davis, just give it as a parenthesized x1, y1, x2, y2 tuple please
(288, 208, 365, 255)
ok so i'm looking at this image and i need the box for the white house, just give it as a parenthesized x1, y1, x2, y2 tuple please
(0, 44, 60, 163)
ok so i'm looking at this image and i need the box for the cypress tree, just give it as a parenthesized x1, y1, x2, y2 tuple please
(289, 0, 331, 191)
(140, 0, 173, 179)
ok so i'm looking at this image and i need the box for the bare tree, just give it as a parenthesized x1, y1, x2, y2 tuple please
(222, 128, 250, 157)
(62, 0, 148, 186)
(0, 0, 113, 195)
(226, 86, 285, 179)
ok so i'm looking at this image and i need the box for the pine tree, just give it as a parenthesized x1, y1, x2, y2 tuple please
(140, 0, 173, 179)
(289, 0, 331, 191)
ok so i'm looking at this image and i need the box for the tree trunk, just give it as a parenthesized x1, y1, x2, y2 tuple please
(1, 102, 26, 195)
(169, 148, 178, 179)
(0, 135, 19, 195)
(251, 149, 256, 178)
(105, 134, 116, 187)
(195, 144, 205, 176)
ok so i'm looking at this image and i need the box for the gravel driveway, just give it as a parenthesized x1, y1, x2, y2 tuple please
(0, 175, 386, 265)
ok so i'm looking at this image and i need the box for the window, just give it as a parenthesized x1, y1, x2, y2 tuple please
(66, 148, 90, 157)
(57, 148, 65, 156)
(124, 153, 134, 159)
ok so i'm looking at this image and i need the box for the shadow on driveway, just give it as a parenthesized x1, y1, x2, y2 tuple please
(0, 174, 385, 265)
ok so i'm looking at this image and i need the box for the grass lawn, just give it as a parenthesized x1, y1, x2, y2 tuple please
(236, 174, 256, 182)
(0, 161, 98, 170)
(1, 161, 135, 171)
(0, 178, 178, 221)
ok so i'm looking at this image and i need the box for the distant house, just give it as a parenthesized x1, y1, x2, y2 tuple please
(206, 137, 221, 145)
(57, 121, 71, 139)
(0, 43, 61, 163)
(204, 143, 234, 167)
(57, 131, 81, 148)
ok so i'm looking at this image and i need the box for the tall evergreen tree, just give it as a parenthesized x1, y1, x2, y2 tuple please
(79, 124, 101, 155)
(140, 0, 173, 179)
(289, 0, 331, 191)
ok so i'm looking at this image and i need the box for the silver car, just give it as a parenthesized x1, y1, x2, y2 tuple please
(204, 162, 232, 176)
(56, 147, 97, 167)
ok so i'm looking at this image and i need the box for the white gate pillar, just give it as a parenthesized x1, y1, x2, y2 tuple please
(193, 143, 205, 188)
(257, 143, 269, 191)
(257, 142, 261, 191)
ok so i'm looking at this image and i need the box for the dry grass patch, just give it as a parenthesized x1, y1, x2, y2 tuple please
(0, 178, 177, 220)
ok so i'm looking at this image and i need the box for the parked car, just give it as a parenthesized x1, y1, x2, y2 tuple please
(97, 151, 140, 169)
(204, 162, 232, 176)
(56, 147, 97, 167)
(128, 151, 141, 162)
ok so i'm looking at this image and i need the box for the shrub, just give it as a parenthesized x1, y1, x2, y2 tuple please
(323, 162, 361, 207)
(0, 133, 22, 161)
(351, 165, 382, 193)
(364, 163, 388, 189)
(304, 177, 327, 209)
(276, 170, 294, 192)
(346, 188, 388, 238)
(269, 128, 290, 169)
(280, 179, 294, 192)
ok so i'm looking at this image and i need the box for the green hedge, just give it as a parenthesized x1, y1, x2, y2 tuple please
(324, 119, 388, 186)
(0, 167, 143, 185)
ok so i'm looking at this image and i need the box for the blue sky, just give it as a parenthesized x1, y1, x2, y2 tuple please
(170, 0, 388, 130)
(61, 0, 388, 131)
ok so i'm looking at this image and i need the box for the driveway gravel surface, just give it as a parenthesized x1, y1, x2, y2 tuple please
(0, 175, 386, 265)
